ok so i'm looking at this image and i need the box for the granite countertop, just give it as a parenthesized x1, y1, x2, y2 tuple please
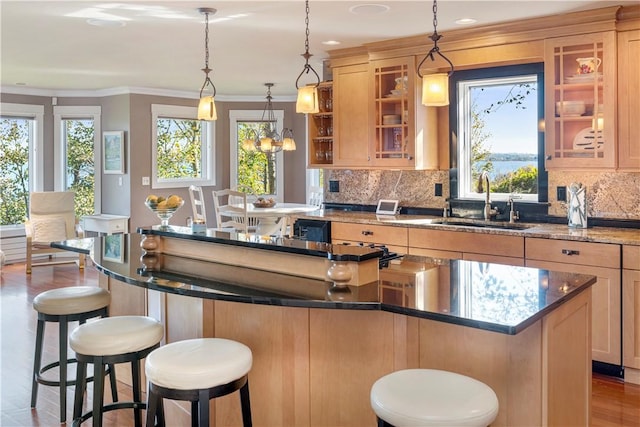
(54, 233, 597, 336)
(294, 210, 640, 246)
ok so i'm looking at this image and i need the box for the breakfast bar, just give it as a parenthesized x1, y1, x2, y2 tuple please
(56, 228, 597, 426)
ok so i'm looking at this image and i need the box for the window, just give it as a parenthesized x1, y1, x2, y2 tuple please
(54, 106, 101, 217)
(0, 103, 44, 226)
(451, 64, 546, 202)
(229, 110, 284, 201)
(152, 104, 215, 189)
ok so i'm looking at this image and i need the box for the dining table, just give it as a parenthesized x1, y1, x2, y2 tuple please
(219, 202, 321, 235)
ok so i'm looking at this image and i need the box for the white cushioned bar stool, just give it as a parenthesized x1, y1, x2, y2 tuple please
(31, 286, 112, 423)
(370, 369, 499, 427)
(70, 315, 164, 427)
(145, 338, 253, 427)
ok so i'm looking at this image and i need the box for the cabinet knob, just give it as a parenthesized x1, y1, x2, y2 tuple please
(546, 155, 552, 161)
(362, 230, 373, 236)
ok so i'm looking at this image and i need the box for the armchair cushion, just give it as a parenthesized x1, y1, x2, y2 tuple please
(31, 216, 68, 244)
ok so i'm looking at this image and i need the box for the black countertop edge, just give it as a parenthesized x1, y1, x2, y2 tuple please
(323, 203, 640, 229)
(137, 226, 383, 262)
(51, 238, 94, 254)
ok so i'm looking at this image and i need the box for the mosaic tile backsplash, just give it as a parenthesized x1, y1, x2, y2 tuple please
(324, 169, 640, 221)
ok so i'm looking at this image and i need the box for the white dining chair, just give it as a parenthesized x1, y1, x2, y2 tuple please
(212, 189, 249, 233)
(188, 185, 208, 225)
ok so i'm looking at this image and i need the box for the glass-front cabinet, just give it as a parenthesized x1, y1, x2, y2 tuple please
(370, 57, 438, 169)
(308, 82, 334, 167)
(544, 32, 616, 169)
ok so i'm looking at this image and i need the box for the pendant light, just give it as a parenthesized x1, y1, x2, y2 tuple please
(417, 0, 454, 106)
(295, 0, 320, 114)
(242, 83, 296, 153)
(197, 7, 217, 120)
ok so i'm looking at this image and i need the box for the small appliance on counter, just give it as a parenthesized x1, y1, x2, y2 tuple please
(567, 182, 587, 228)
(293, 219, 331, 243)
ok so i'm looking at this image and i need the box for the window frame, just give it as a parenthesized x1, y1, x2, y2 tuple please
(53, 105, 101, 213)
(151, 104, 215, 190)
(229, 109, 284, 202)
(449, 63, 547, 204)
(0, 102, 44, 193)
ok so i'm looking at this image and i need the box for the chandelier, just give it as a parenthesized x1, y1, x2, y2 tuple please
(417, 0, 454, 106)
(295, 0, 320, 114)
(197, 7, 217, 120)
(242, 83, 296, 153)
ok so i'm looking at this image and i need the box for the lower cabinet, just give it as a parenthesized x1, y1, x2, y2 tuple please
(331, 221, 408, 254)
(623, 245, 640, 384)
(525, 237, 622, 366)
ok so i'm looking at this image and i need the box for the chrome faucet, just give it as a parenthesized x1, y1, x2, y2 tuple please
(508, 196, 520, 223)
(477, 171, 497, 220)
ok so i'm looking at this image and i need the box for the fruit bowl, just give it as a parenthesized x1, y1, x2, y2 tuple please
(145, 196, 184, 228)
(252, 197, 276, 208)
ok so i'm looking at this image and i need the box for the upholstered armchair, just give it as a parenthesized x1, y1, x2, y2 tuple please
(24, 191, 85, 274)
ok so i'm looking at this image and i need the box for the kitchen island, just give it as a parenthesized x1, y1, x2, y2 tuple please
(57, 228, 597, 426)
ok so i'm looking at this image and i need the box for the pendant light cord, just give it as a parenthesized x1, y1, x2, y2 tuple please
(295, 0, 320, 89)
(417, 0, 454, 78)
(199, 8, 216, 98)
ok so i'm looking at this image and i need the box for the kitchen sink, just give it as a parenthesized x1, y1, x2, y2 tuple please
(434, 220, 532, 230)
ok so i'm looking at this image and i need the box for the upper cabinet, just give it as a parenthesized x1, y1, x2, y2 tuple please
(544, 32, 617, 169)
(308, 82, 334, 167)
(370, 57, 438, 169)
(617, 29, 640, 171)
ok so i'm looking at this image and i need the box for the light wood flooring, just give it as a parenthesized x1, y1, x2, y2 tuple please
(1, 262, 639, 426)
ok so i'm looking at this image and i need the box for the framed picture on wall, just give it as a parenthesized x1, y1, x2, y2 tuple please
(103, 131, 125, 174)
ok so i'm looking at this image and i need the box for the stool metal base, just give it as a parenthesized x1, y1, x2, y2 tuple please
(146, 375, 252, 427)
(31, 306, 110, 423)
(73, 343, 159, 427)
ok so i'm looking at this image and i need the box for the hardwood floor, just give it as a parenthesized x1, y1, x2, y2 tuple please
(1, 261, 639, 426)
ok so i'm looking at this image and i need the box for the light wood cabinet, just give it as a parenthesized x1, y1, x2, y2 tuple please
(544, 31, 617, 169)
(307, 82, 334, 167)
(623, 245, 640, 384)
(369, 57, 438, 169)
(617, 29, 640, 170)
(408, 228, 525, 266)
(332, 63, 371, 167)
(331, 221, 408, 254)
(525, 237, 622, 366)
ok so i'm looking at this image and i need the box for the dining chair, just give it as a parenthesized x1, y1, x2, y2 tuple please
(24, 191, 85, 274)
(188, 185, 208, 225)
(212, 189, 249, 233)
(232, 186, 260, 232)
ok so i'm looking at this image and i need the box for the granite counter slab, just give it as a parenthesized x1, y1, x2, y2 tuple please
(294, 210, 640, 246)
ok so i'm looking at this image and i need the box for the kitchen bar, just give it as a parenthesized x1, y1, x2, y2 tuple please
(56, 229, 596, 426)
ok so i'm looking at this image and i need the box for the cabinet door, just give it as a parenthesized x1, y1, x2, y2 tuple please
(623, 269, 640, 371)
(544, 32, 617, 169)
(617, 30, 640, 170)
(369, 57, 438, 169)
(333, 63, 371, 167)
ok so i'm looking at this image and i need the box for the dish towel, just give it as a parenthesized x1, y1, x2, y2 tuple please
(568, 182, 587, 228)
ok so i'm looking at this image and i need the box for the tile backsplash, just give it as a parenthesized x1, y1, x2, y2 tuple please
(325, 169, 640, 221)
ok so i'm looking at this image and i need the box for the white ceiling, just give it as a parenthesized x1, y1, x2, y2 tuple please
(1, 1, 635, 100)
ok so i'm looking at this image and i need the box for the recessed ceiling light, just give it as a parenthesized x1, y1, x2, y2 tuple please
(86, 18, 126, 27)
(455, 18, 477, 25)
(349, 4, 390, 16)
(322, 40, 341, 46)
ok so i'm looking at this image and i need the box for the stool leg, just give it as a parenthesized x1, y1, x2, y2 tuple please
(73, 360, 87, 422)
(59, 316, 68, 423)
(131, 359, 142, 427)
(108, 363, 118, 402)
(239, 380, 252, 427)
(144, 387, 163, 427)
(92, 357, 105, 427)
(190, 401, 198, 427)
(30, 318, 45, 408)
(197, 389, 209, 427)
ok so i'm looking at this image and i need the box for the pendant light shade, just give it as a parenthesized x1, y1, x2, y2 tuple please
(197, 8, 217, 121)
(295, 0, 321, 114)
(417, 0, 454, 107)
(422, 73, 449, 106)
(296, 85, 319, 114)
(198, 95, 217, 120)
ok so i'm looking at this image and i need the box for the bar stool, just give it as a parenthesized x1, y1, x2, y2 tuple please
(31, 286, 112, 423)
(70, 315, 164, 427)
(370, 369, 499, 427)
(145, 338, 253, 427)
